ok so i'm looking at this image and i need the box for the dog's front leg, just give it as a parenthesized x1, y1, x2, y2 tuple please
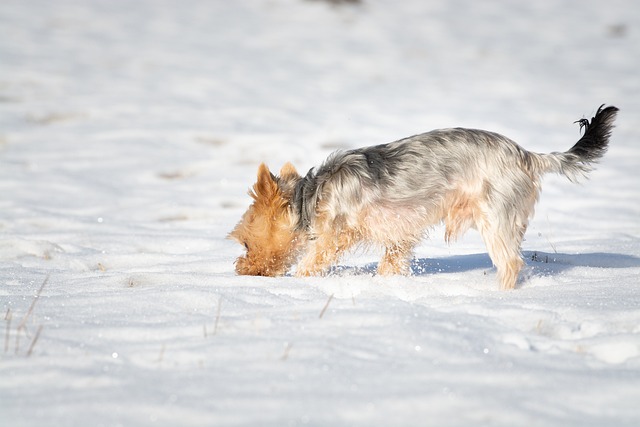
(295, 228, 358, 277)
(378, 242, 413, 276)
(294, 240, 332, 277)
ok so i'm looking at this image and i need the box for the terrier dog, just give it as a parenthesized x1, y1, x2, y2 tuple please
(229, 105, 618, 289)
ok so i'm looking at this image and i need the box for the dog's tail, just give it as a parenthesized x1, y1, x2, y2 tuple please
(538, 105, 618, 182)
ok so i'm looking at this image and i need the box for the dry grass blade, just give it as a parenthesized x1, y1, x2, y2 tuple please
(213, 298, 222, 336)
(17, 273, 50, 331)
(13, 274, 50, 355)
(26, 325, 43, 357)
(281, 343, 293, 361)
(14, 327, 21, 355)
(319, 294, 334, 319)
(4, 308, 11, 353)
(157, 344, 166, 363)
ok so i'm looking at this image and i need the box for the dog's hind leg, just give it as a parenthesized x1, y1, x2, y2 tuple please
(477, 217, 527, 290)
(473, 171, 539, 289)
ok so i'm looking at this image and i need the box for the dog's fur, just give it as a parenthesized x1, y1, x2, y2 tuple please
(229, 105, 618, 289)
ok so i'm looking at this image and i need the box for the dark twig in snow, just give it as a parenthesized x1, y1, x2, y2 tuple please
(281, 342, 293, 361)
(4, 309, 11, 353)
(319, 294, 334, 319)
(17, 273, 50, 331)
(213, 297, 222, 336)
(26, 325, 43, 357)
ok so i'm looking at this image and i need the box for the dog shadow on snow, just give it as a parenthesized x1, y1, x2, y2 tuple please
(329, 251, 640, 279)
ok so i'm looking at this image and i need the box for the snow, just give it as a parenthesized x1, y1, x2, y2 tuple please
(1, 0, 639, 426)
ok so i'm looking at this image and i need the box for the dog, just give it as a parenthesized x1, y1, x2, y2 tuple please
(229, 105, 618, 289)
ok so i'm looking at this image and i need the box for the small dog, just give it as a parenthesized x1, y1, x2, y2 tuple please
(229, 105, 618, 289)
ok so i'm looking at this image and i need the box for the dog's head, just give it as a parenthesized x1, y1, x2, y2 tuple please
(228, 163, 302, 276)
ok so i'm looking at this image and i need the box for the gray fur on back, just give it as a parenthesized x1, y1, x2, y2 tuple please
(292, 128, 534, 231)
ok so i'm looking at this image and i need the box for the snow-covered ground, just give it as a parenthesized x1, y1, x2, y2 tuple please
(1, 0, 639, 426)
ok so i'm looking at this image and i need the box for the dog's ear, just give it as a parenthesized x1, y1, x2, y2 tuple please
(251, 163, 278, 200)
(279, 162, 300, 180)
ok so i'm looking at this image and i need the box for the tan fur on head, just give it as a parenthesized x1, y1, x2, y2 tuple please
(228, 163, 302, 276)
